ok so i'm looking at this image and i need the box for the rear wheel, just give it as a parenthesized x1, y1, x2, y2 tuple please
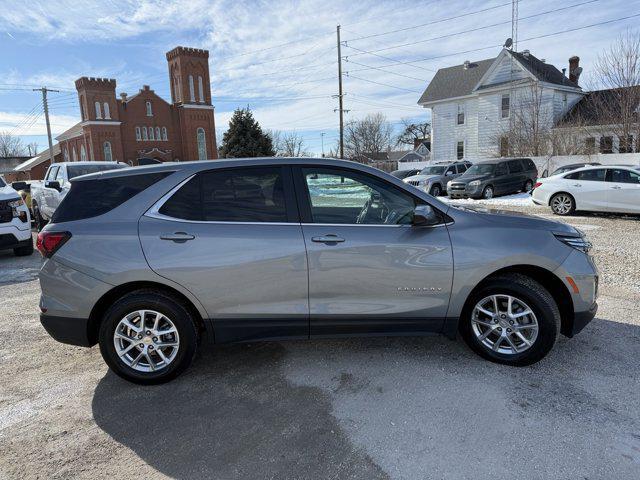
(98, 290, 198, 384)
(550, 193, 575, 215)
(429, 184, 441, 196)
(482, 185, 494, 199)
(459, 274, 560, 366)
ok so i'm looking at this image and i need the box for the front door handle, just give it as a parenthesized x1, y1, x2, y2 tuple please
(610, 185, 622, 189)
(573, 183, 582, 187)
(160, 232, 195, 243)
(311, 234, 345, 244)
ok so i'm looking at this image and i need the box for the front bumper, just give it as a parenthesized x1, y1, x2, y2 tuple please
(566, 302, 598, 337)
(447, 184, 482, 199)
(40, 314, 94, 346)
(0, 232, 32, 251)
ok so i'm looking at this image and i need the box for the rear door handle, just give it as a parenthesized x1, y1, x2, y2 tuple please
(573, 184, 582, 187)
(160, 232, 195, 243)
(311, 234, 345, 243)
(611, 185, 622, 189)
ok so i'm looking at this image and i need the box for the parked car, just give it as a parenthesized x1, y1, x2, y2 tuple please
(390, 168, 422, 179)
(403, 161, 472, 196)
(447, 158, 538, 199)
(37, 158, 598, 384)
(31, 161, 127, 230)
(0, 175, 33, 256)
(532, 165, 640, 215)
(544, 162, 600, 178)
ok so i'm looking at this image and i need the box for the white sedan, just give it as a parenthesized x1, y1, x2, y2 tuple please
(531, 165, 640, 215)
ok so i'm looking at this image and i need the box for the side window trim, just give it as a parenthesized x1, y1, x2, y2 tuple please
(148, 166, 300, 224)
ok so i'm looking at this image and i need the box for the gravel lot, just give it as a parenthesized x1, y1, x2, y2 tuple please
(1, 201, 639, 480)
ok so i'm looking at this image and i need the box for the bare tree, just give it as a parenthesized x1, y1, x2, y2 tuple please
(270, 130, 310, 157)
(396, 119, 431, 147)
(344, 113, 393, 161)
(0, 131, 27, 157)
(588, 30, 640, 152)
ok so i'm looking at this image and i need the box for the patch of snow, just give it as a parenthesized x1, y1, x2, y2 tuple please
(441, 192, 535, 207)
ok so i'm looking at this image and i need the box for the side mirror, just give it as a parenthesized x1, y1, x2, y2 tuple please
(11, 181, 27, 191)
(445, 170, 453, 176)
(412, 204, 440, 226)
(45, 180, 61, 192)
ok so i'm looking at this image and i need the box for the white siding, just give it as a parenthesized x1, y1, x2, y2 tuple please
(482, 55, 529, 87)
(431, 97, 479, 161)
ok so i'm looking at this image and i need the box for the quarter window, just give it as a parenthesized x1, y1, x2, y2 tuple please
(302, 168, 416, 225)
(159, 167, 289, 223)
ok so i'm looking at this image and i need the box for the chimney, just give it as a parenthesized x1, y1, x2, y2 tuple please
(522, 49, 530, 57)
(463, 60, 470, 70)
(120, 92, 127, 102)
(569, 56, 580, 84)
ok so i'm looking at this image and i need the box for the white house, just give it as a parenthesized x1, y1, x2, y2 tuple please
(418, 49, 586, 161)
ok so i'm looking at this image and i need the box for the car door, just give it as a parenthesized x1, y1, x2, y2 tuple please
(42, 166, 59, 219)
(493, 162, 510, 194)
(294, 165, 453, 337)
(139, 165, 310, 343)
(564, 168, 608, 211)
(506, 159, 525, 193)
(605, 168, 640, 213)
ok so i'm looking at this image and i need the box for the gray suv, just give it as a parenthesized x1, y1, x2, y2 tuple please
(403, 161, 472, 196)
(38, 158, 597, 384)
(447, 158, 538, 199)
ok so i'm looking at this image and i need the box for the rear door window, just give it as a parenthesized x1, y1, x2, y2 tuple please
(507, 159, 524, 173)
(52, 172, 171, 223)
(159, 166, 294, 223)
(495, 163, 508, 176)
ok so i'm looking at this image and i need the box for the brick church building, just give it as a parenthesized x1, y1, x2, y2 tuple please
(13, 46, 218, 180)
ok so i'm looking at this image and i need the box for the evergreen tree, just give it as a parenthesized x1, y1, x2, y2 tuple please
(219, 108, 275, 158)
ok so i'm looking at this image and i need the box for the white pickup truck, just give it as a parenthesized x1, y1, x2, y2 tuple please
(31, 161, 127, 230)
(0, 175, 33, 256)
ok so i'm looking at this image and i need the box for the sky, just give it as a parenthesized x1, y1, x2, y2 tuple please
(0, 0, 638, 157)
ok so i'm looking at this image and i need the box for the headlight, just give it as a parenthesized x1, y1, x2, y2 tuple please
(468, 180, 481, 187)
(554, 233, 592, 253)
(8, 199, 24, 208)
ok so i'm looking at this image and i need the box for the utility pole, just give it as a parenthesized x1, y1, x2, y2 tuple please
(321, 132, 325, 157)
(33, 86, 59, 163)
(336, 25, 345, 159)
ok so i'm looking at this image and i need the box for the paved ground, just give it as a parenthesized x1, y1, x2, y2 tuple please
(1, 203, 640, 479)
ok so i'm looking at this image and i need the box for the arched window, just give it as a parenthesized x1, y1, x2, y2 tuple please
(149, 126, 155, 140)
(64, 148, 69, 162)
(95, 101, 102, 119)
(189, 75, 195, 102)
(155, 127, 161, 140)
(198, 76, 204, 102)
(103, 141, 112, 162)
(103, 102, 111, 119)
(162, 127, 168, 141)
(142, 127, 148, 141)
(80, 144, 87, 161)
(196, 127, 207, 160)
(146, 101, 153, 116)
(135, 126, 141, 141)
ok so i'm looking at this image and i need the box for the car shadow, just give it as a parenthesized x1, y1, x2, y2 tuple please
(0, 233, 40, 285)
(91, 341, 389, 480)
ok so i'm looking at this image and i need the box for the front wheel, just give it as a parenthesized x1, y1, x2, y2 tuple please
(459, 273, 560, 366)
(98, 290, 198, 384)
(429, 184, 441, 196)
(550, 193, 575, 216)
(482, 185, 494, 199)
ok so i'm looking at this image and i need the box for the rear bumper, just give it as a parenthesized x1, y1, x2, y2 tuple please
(566, 302, 598, 337)
(40, 314, 94, 347)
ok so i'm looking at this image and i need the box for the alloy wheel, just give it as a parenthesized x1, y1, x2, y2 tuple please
(431, 185, 441, 196)
(471, 294, 539, 355)
(551, 194, 572, 215)
(483, 186, 494, 199)
(113, 309, 180, 373)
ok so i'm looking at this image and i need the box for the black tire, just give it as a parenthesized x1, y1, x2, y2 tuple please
(459, 273, 560, 366)
(482, 185, 494, 200)
(429, 184, 442, 196)
(98, 289, 198, 384)
(523, 179, 533, 192)
(14, 241, 34, 256)
(549, 192, 576, 216)
(33, 204, 47, 232)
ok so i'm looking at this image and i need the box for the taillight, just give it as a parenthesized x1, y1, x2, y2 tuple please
(36, 231, 71, 258)
(533, 182, 542, 190)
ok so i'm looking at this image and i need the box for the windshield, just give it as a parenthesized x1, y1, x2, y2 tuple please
(67, 163, 126, 179)
(419, 166, 446, 175)
(464, 164, 495, 175)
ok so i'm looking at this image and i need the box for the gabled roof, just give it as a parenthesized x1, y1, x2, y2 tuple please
(418, 49, 578, 105)
(559, 87, 640, 126)
(418, 58, 494, 104)
(14, 144, 60, 172)
(55, 122, 83, 141)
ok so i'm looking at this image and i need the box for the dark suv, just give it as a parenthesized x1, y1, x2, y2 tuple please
(447, 158, 538, 199)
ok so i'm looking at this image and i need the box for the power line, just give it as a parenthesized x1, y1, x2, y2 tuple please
(344, 1, 514, 43)
(345, 74, 422, 94)
(344, 59, 428, 82)
(343, 45, 436, 73)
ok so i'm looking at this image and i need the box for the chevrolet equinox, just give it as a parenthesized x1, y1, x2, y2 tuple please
(38, 158, 598, 384)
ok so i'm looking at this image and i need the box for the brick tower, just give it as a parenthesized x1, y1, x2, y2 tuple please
(75, 77, 124, 162)
(166, 46, 218, 160)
